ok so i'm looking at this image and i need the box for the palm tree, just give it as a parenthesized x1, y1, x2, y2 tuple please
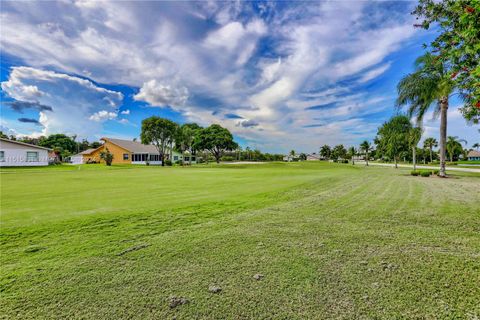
(396, 53, 455, 177)
(360, 141, 372, 166)
(320, 145, 331, 160)
(446, 136, 467, 162)
(473, 143, 480, 151)
(423, 137, 438, 163)
(348, 146, 357, 165)
(408, 127, 423, 171)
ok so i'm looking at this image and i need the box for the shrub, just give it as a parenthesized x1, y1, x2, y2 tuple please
(165, 160, 172, 166)
(432, 169, 439, 175)
(411, 171, 419, 176)
(420, 171, 431, 177)
(176, 160, 183, 166)
(221, 155, 234, 162)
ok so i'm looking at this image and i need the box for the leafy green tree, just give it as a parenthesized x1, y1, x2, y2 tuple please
(376, 115, 412, 168)
(100, 148, 114, 166)
(0, 131, 9, 139)
(348, 146, 357, 165)
(196, 124, 237, 163)
(446, 136, 467, 162)
(183, 123, 202, 164)
(423, 137, 438, 163)
(413, 0, 480, 123)
(90, 141, 102, 149)
(397, 53, 455, 177)
(299, 153, 307, 161)
(141, 116, 178, 166)
(360, 141, 372, 166)
(320, 145, 331, 160)
(38, 134, 77, 161)
(408, 127, 423, 171)
(331, 145, 347, 161)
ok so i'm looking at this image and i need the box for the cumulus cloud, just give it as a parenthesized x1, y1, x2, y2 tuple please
(0, 1, 443, 152)
(120, 109, 130, 115)
(237, 119, 259, 128)
(134, 80, 189, 109)
(89, 110, 117, 122)
(1, 66, 123, 138)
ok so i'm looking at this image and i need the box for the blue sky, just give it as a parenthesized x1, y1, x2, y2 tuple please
(0, 1, 477, 152)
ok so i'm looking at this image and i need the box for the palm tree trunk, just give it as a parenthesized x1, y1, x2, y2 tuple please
(365, 151, 369, 166)
(439, 97, 448, 177)
(394, 156, 398, 168)
(412, 146, 416, 171)
(429, 147, 433, 163)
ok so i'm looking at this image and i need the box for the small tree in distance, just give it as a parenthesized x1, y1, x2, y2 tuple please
(360, 141, 372, 166)
(423, 137, 438, 163)
(100, 148, 114, 166)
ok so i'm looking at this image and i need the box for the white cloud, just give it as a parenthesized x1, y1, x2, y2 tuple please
(120, 109, 130, 115)
(0, 1, 429, 152)
(358, 63, 391, 84)
(89, 110, 117, 122)
(134, 80, 189, 109)
(1, 66, 123, 138)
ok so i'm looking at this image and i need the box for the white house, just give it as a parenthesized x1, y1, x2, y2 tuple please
(467, 150, 480, 161)
(0, 138, 52, 167)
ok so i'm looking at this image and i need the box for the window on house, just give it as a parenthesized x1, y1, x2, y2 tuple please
(123, 153, 129, 160)
(26, 151, 39, 162)
(184, 156, 190, 161)
(191, 156, 196, 161)
(0, 151, 4, 162)
(173, 156, 178, 161)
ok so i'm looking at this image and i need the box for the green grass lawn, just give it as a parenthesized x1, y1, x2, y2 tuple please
(1, 162, 479, 319)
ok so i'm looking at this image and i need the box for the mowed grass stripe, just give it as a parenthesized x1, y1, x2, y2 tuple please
(0, 162, 479, 319)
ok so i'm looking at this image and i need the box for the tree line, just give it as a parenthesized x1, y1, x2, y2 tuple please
(318, 114, 473, 171)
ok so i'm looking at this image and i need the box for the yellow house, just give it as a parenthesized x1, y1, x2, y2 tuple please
(70, 137, 197, 165)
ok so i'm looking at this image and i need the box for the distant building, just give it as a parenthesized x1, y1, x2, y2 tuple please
(306, 153, 321, 161)
(0, 138, 52, 167)
(467, 150, 480, 161)
(283, 154, 300, 162)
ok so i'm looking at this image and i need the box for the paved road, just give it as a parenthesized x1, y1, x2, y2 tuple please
(355, 161, 480, 173)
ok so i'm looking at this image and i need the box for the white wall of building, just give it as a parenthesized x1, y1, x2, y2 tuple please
(0, 140, 49, 167)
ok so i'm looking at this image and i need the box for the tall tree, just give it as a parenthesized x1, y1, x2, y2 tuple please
(472, 142, 480, 151)
(331, 145, 347, 161)
(141, 116, 178, 166)
(413, 0, 480, 123)
(348, 146, 357, 165)
(183, 123, 202, 165)
(408, 127, 423, 171)
(376, 115, 412, 168)
(396, 53, 455, 177)
(196, 124, 237, 163)
(446, 136, 467, 162)
(360, 141, 372, 166)
(320, 145, 331, 160)
(423, 137, 438, 163)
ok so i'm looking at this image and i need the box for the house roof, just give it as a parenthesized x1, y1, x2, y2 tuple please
(467, 150, 480, 157)
(79, 148, 97, 155)
(102, 137, 159, 154)
(306, 153, 320, 159)
(0, 138, 52, 151)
